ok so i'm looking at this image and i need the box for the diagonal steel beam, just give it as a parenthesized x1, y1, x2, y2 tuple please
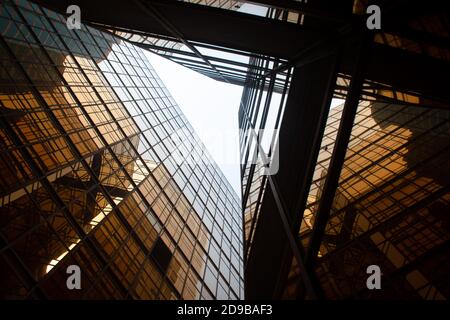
(35, 0, 323, 59)
(305, 31, 374, 268)
(132, 0, 232, 84)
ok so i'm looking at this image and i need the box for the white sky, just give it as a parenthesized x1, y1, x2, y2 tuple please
(142, 4, 346, 197)
(145, 51, 244, 195)
(142, 3, 269, 196)
(144, 50, 346, 197)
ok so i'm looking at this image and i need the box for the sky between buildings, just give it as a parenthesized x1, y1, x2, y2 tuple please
(145, 51, 244, 195)
(145, 50, 345, 199)
(143, 4, 345, 197)
(142, 3, 271, 197)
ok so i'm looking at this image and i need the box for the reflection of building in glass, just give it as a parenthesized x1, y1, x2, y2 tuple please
(0, 0, 243, 299)
(3, 0, 449, 301)
(231, 2, 450, 300)
(284, 102, 450, 299)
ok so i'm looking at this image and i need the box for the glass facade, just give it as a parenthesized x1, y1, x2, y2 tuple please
(106, 1, 290, 90)
(113, 1, 242, 56)
(1, 0, 449, 301)
(234, 1, 450, 299)
(285, 101, 450, 299)
(0, 0, 243, 299)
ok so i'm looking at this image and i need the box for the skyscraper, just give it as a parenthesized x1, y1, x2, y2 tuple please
(283, 101, 450, 299)
(0, 0, 243, 299)
(2, 0, 449, 301)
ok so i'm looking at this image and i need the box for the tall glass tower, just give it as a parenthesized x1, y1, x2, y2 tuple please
(0, 0, 243, 299)
(2, 0, 449, 301)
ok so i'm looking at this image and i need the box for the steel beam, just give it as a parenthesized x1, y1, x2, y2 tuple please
(35, 0, 450, 102)
(35, 0, 323, 59)
(305, 32, 374, 268)
(245, 53, 341, 299)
